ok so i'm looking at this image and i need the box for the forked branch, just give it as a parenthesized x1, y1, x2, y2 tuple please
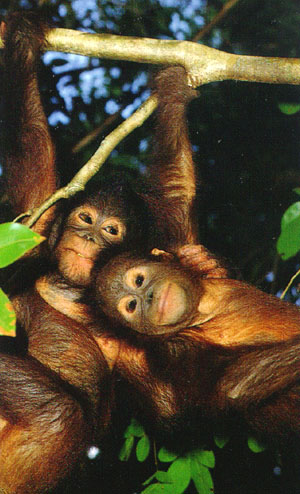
(1, 26, 298, 227)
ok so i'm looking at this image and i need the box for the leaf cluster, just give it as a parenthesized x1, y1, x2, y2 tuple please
(0, 223, 44, 336)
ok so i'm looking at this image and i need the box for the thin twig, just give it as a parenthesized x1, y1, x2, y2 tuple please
(193, 0, 240, 42)
(25, 95, 158, 228)
(72, 0, 240, 155)
(72, 112, 121, 154)
(280, 267, 300, 300)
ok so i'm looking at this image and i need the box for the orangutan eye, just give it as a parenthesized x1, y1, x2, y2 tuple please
(79, 212, 93, 225)
(103, 225, 118, 235)
(135, 275, 144, 287)
(127, 299, 137, 313)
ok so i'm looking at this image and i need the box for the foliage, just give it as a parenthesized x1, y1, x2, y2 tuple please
(1, 0, 300, 289)
(278, 103, 300, 116)
(0, 0, 300, 493)
(0, 289, 15, 336)
(119, 420, 268, 494)
(0, 223, 44, 336)
(247, 437, 267, 454)
(213, 435, 229, 449)
(277, 200, 300, 260)
(0, 223, 44, 268)
(119, 418, 149, 462)
(119, 419, 215, 494)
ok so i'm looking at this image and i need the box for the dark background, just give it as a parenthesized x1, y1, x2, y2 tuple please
(0, 1, 300, 493)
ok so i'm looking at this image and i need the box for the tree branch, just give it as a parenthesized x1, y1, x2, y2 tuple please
(71, 112, 121, 154)
(1, 28, 299, 86)
(24, 95, 158, 228)
(1, 26, 299, 227)
(193, 0, 240, 42)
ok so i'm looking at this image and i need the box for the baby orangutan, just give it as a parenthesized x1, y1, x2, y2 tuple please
(95, 249, 300, 345)
(91, 250, 300, 445)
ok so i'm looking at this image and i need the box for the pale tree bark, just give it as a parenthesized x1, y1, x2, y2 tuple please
(25, 96, 158, 228)
(45, 29, 300, 86)
(1, 27, 299, 227)
(1, 27, 299, 86)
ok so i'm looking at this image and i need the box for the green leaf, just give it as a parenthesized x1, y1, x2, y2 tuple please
(143, 471, 174, 487)
(158, 447, 178, 462)
(167, 457, 191, 494)
(0, 289, 16, 336)
(128, 418, 145, 437)
(191, 460, 214, 494)
(123, 428, 132, 439)
(277, 202, 300, 259)
(293, 188, 300, 196)
(118, 436, 134, 461)
(143, 473, 158, 486)
(155, 471, 173, 483)
(277, 222, 300, 259)
(141, 484, 174, 494)
(143, 471, 173, 486)
(247, 436, 267, 453)
(0, 223, 44, 268)
(136, 435, 150, 462)
(190, 449, 215, 469)
(123, 418, 145, 438)
(278, 103, 300, 115)
(280, 202, 300, 229)
(214, 435, 229, 449)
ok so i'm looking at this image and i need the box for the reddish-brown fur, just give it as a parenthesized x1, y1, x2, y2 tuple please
(1, 10, 300, 492)
(94, 253, 300, 445)
(0, 12, 147, 492)
(1, 12, 57, 235)
(0, 291, 112, 493)
(0, 13, 205, 493)
(92, 64, 300, 448)
(145, 67, 199, 250)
